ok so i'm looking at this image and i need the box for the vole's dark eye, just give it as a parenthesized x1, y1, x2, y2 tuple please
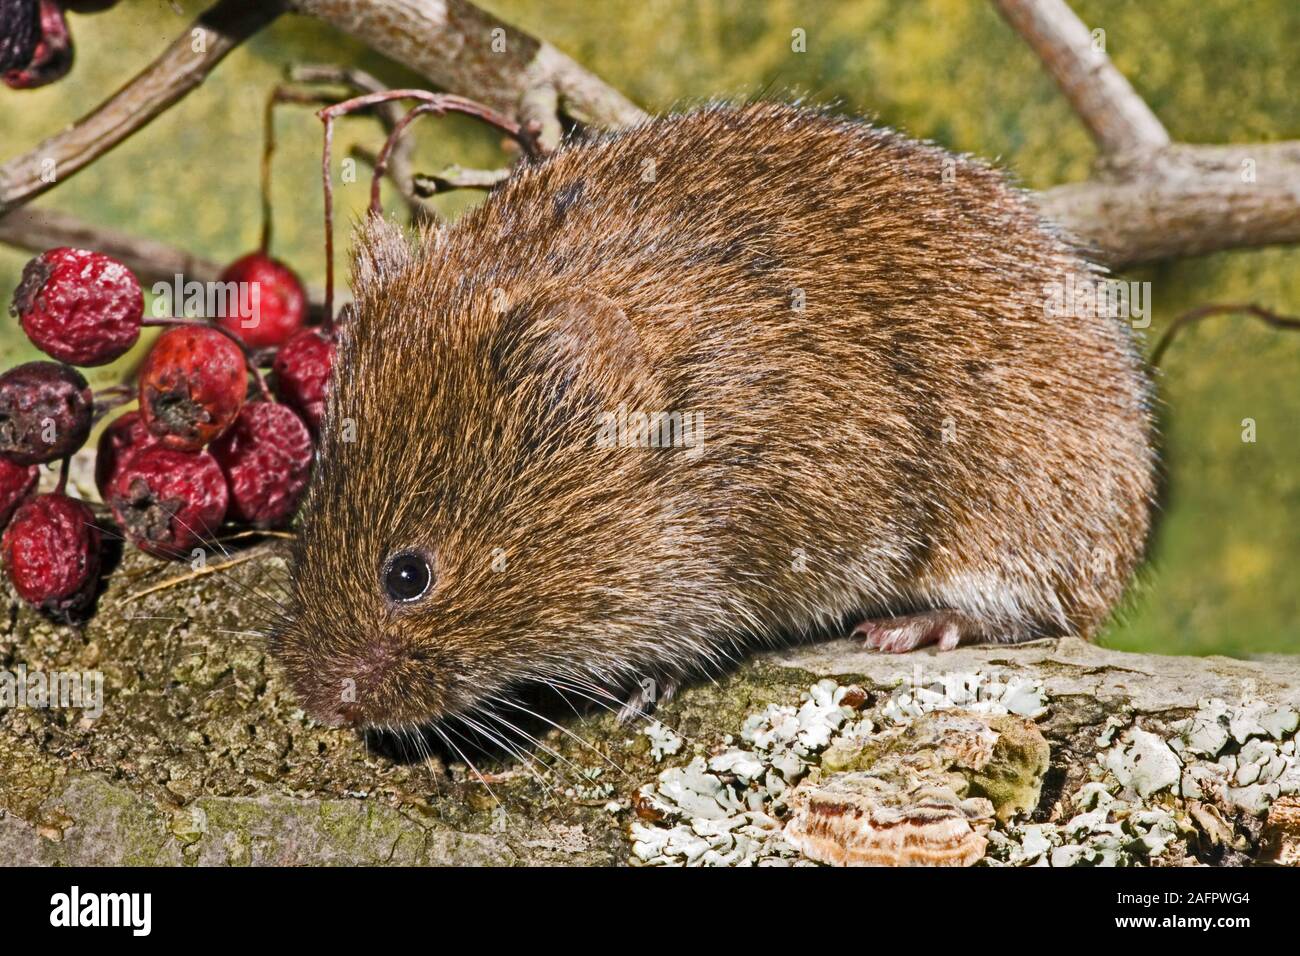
(382, 550, 433, 603)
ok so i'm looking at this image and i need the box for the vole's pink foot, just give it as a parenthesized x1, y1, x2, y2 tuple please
(854, 609, 985, 653)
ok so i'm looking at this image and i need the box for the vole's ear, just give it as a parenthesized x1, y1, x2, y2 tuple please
(537, 291, 655, 398)
(495, 289, 660, 414)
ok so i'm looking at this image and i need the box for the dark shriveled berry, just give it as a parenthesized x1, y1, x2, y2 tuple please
(216, 253, 307, 349)
(210, 401, 313, 528)
(0, 361, 93, 465)
(3, 0, 72, 90)
(107, 446, 228, 559)
(138, 326, 247, 451)
(2, 493, 101, 614)
(0, 456, 39, 527)
(11, 247, 143, 366)
(271, 326, 334, 433)
(0, 0, 40, 73)
(94, 410, 158, 501)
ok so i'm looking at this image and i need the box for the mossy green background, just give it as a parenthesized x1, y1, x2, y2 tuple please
(0, 0, 1295, 656)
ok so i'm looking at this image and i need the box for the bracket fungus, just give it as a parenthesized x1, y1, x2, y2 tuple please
(784, 776, 994, 866)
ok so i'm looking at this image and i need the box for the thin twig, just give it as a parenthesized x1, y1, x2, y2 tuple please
(1150, 303, 1300, 366)
(261, 89, 277, 253)
(368, 102, 447, 215)
(320, 110, 338, 328)
(319, 89, 542, 160)
(261, 86, 340, 252)
(123, 551, 266, 603)
(216, 529, 296, 544)
(413, 165, 512, 196)
(91, 385, 134, 425)
(349, 145, 442, 224)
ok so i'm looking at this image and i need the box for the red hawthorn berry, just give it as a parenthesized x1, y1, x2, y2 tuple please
(0, 0, 40, 73)
(107, 446, 228, 559)
(138, 325, 247, 451)
(210, 401, 314, 528)
(93, 410, 158, 501)
(215, 253, 307, 349)
(11, 247, 143, 366)
(0, 456, 39, 528)
(0, 361, 93, 465)
(2, 492, 101, 614)
(271, 326, 334, 433)
(3, 0, 72, 90)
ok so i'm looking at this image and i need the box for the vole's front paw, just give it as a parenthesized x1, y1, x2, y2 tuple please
(854, 609, 987, 653)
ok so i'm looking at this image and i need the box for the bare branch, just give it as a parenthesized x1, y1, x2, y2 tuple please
(413, 165, 511, 195)
(315, 88, 542, 320)
(263, 85, 338, 252)
(993, 0, 1169, 156)
(0, 0, 281, 216)
(1150, 302, 1300, 366)
(283, 0, 647, 147)
(262, 74, 442, 232)
(1038, 141, 1300, 269)
(289, 64, 392, 97)
(0, 206, 222, 287)
(291, 0, 1290, 268)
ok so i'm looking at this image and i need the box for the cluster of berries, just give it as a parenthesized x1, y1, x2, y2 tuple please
(0, 246, 335, 616)
(0, 0, 119, 90)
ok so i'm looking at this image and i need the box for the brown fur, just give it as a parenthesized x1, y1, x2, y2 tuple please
(274, 103, 1155, 728)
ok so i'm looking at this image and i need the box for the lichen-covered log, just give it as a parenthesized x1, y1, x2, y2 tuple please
(1, 545, 1298, 866)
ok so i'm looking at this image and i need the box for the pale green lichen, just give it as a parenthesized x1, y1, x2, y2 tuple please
(988, 782, 1189, 867)
(1101, 729, 1182, 799)
(643, 721, 684, 762)
(989, 696, 1300, 866)
(564, 767, 616, 803)
(879, 669, 1048, 723)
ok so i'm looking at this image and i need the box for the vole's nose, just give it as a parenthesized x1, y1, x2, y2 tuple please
(328, 638, 404, 727)
(356, 638, 400, 683)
